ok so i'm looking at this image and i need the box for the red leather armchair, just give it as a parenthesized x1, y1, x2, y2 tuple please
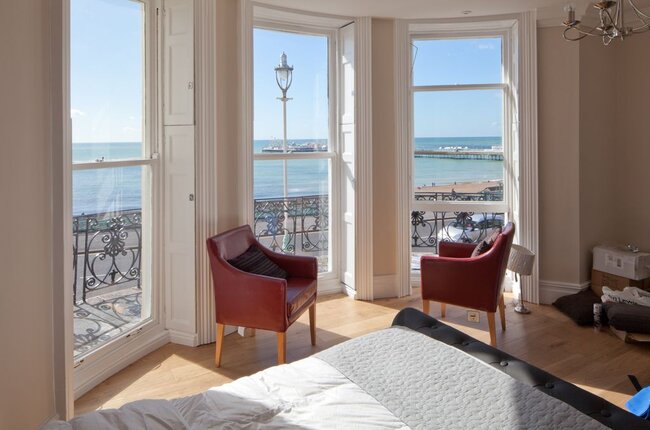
(420, 223, 515, 346)
(207, 225, 317, 366)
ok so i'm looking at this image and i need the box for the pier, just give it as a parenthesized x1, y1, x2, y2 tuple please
(414, 150, 503, 161)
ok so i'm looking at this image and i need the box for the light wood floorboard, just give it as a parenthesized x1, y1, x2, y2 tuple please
(75, 290, 650, 415)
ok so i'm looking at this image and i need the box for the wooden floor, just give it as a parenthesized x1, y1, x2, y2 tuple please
(75, 290, 650, 415)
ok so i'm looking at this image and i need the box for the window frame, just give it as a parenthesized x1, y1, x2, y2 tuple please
(70, 0, 163, 366)
(409, 28, 513, 216)
(251, 19, 340, 281)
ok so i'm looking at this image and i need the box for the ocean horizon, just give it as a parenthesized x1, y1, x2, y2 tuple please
(72, 137, 503, 215)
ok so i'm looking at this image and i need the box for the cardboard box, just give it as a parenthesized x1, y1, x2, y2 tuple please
(593, 245, 650, 280)
(590, 269, 650, 297)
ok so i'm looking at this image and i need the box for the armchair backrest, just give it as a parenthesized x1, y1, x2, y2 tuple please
(207, 225, 256, 262)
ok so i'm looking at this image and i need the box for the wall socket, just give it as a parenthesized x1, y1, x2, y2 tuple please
(467, 310, 480, 323)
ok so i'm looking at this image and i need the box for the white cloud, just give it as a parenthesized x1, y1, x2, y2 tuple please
(477, 43, 495, 50)
(71, 108, 86, 118)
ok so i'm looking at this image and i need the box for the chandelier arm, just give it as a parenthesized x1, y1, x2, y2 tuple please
(563, 27, 592, 40)
(571, 24, 602, 36)
(629, 0, 650, 19)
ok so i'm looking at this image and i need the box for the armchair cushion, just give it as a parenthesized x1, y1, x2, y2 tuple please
(228, 245, 288, 279)
(470, 227, 502, 257)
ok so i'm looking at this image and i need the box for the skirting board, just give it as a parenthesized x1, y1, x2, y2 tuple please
(539, 280, 590, 304)
(74, 329, 170, 399)
(319, 278, 345, 296)
(169, 329, 199, 347)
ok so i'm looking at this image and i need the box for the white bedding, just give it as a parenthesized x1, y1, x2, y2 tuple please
(45, 327, 607, 430)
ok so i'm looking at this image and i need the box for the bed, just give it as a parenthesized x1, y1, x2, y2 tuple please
(47, 308, 648, 429)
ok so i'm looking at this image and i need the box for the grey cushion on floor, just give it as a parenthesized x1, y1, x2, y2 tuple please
(604, 302, 650, 334)
(553, 289, 602, 325)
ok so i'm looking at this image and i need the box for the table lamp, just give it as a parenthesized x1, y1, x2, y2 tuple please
(507, 244, 536, 314)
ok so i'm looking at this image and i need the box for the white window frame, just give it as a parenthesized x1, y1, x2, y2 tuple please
(248, 8, 350, 291)
(396, 15, 539, 300)
(67, 0, 168, 398)
(410, 29, 512, 217)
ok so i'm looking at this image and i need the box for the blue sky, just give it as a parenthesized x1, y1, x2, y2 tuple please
(254, 28, 329, 141)
(71, 2, 502, 143)
(412, 37, 503, 138)
(71, 0, 143, 144)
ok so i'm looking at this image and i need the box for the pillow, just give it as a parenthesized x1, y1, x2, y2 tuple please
(553, 289, 602, 325)
(470, 228, 502, 257)
(228, 246, 288, 279)
(604, 302, 650, 334)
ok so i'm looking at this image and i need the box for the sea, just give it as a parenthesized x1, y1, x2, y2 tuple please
(72, 137, 502, 215)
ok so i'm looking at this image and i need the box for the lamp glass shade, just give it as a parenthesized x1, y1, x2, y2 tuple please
(507, 244, 535, 276)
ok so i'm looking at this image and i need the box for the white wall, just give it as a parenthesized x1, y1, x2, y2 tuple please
(0, 1, 58, 427)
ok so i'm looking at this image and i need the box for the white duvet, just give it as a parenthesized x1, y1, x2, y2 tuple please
(46, 327, 607, 430)
(47, 357, 408, 430)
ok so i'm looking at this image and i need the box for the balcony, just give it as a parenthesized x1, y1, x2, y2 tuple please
(72, 188, 502, 356)
(73, 210, 143, 357)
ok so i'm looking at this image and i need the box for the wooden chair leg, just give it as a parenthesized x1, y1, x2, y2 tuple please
(498, 295, 506, 331)
(215, 323, 225, 367)
(423, 299, 430, 315)
(250, 328, 256, 337)
(487, 313, 497, 347)
(277, 331, 286, 365)
(440, 303, 446, 318)
(309, 304, 316, 346)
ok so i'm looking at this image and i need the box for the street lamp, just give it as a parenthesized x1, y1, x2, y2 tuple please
(275, 53, 294, 251)
(274, 52, 293, 154)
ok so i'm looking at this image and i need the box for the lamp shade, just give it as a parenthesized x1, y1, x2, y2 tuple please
(508, 244, 535, 276)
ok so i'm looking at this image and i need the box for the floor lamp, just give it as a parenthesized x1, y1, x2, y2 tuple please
(508, 244, 536, 314)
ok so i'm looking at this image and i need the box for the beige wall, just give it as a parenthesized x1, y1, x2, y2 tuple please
(371, 19, 398, 280)
(537, 28, 582, 285)
(216, 0, 244, 233)
(578, 37, 620, 282)
(538, 28, 650, 285)
(0, 1, 57, 428)
(614, 32, 650, 254)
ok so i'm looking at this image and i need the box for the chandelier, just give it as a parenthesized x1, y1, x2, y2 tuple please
(563, 1, 650, 44)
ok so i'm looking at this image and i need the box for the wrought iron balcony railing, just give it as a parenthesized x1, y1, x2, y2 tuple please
(71, 187, 504, 301)
(73, 210, 142, 304)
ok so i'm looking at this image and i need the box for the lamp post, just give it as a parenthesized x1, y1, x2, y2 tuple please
(275, 53, 294, 252)
(275, 52, 294, 201)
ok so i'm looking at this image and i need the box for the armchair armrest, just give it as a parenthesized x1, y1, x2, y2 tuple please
(261, 247, 318, 279)
(438, 241, 477, 258)
(420, 254, 501, 312)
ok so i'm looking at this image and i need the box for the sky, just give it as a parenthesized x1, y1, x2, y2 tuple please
(71, 1, 503, 143)
(254, 28, 329, 141)
(71, 0, 144, 144)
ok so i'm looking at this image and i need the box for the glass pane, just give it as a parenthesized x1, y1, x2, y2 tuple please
(253, 28, 330, 152)
(254, 159, 330, 272)
(72, 166, 151, 358)
(71, 0, 145, 162)
(413, 90, 504, 202)
(412, 37, 502, 86)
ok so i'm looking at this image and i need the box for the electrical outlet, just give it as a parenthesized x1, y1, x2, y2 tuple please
(467, 311, 480, 323)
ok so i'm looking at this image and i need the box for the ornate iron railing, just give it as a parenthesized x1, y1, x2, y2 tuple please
(253, 195, 329, 256)
(411, 211, 504, 252)
(73, 210, 142, 304)
(414, 188, 503, 202)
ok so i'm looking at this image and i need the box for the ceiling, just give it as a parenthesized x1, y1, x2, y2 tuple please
(254, 0, 591, 25)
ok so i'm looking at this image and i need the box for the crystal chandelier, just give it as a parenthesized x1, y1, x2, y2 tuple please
(563, 1, 650, 44)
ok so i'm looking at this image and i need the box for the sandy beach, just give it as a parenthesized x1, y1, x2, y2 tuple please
(416, 180, 502, 193)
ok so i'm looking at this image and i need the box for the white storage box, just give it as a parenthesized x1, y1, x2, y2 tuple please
(593, 245, 650, 281)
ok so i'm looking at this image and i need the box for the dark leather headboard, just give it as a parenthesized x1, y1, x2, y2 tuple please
(392, 307, 649, 430)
